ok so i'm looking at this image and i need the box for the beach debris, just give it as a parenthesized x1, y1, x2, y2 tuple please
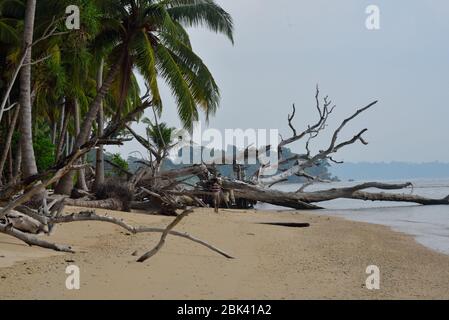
(1, 87, 448, 264)
(259, 222, 310, 228)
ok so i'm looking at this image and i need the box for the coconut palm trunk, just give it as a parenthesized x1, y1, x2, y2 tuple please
(0, 105, 20, 182)
(55, 101, 70, 163)
(12, 143, 21, 183)
(18, 0, 38, 179)
(94, 59, 105, 189)
(74, 99, 88, 191)
(54, 53, 124, 195)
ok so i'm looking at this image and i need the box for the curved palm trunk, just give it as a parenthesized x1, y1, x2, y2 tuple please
(55, 102, 70, 163)
(74, 99, 88, 191)
(12, 143, 21, 183)
(94, 59, 105, 189)
(7, 144, 13, 183)
(0, 105, 20, 182)
(19, 0, 38, 180)
(55, 53, 124, 195)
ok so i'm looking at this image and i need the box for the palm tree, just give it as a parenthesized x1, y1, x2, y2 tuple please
(55, 0, 234, 194)
(0, 1, 21, 183)
(94, 58, 105, 189)
(144, 118, 177, 173)
(0, 0, 22, 124)
(18, 0, 38, 179)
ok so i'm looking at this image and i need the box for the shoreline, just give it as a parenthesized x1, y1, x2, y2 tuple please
(1, 207, 449, 299)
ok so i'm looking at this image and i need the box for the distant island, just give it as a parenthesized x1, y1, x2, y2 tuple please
(331, 162, 449, 181)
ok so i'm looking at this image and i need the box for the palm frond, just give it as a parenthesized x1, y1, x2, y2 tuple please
(166, 0, 234, 43)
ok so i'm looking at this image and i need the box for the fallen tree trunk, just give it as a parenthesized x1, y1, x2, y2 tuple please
(223, 180, 449, 210)
(3, 211, 48, 234)
(350, 191, 449, 205)
(139, 164, 208, 185)
(64, 198, 125, 211)
(130, 201, 177, 216)
(222, 180, 323, 210)
(295, 182, 414, 203)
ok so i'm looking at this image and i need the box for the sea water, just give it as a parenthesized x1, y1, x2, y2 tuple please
(256, 178, 449, 255)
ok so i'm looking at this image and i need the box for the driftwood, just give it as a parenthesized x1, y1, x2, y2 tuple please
(139, 164, 208, 185)
(51, 210, 234, 259)
(0, 148, 91, 218)
(64, 198, 125, 211)
(1, 203, 234, 260)
(3, 211, 48, 234)
(206, 88, 449, 210)
(0, 222, 73, 252)
(350, 191, 449, 205)
(2, 86, 449, 266)
(130, 201, 177, 216)
(223, 180, 449, 209)
(137, 209, 192, 262)
(223, 180, 322, 210)
(0, 89, 235, 263)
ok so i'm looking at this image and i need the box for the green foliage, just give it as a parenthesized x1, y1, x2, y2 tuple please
(33, 124, 55, 173)
(142, 118, 176, 151)
(93, 0, 234, 128)
(0, 0, 234, 183)
(110, 153, 129, 177)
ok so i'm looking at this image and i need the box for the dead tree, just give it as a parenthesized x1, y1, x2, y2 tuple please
(214, 86, 449, 209)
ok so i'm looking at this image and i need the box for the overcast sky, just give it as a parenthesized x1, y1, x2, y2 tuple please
(107, 0, 449, 163)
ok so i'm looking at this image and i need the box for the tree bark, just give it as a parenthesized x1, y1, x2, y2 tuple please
(7, 143, 13, 183)
(74, 99, 88, 191)
(222, 180, 323, 210)
(64, 198, 125, 211)
(137, 209, 192, 262)
(55, 101, 69, 162)
(222, 180, 449, 210)
(350, 191, 449, 205)
(18, 0, 38, 179)
(0, 105, 20, 182)
(94, 59, 105, 189)
(0, 223, 73, 252)
(12, 141, 21, 183)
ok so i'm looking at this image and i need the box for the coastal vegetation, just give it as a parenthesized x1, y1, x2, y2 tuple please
(1, 0, 448, 261)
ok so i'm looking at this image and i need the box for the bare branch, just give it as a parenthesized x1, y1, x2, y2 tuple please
(51, 210, 234, 259)
(23, 53, 53, 66)
(287, 104, 297, 136)
(137, 209, 193, 262)
(0, 222, 73, 253)
(259, 100, 377, 186)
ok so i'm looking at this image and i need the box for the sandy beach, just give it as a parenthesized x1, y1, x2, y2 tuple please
(1, 206, 449, 299)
